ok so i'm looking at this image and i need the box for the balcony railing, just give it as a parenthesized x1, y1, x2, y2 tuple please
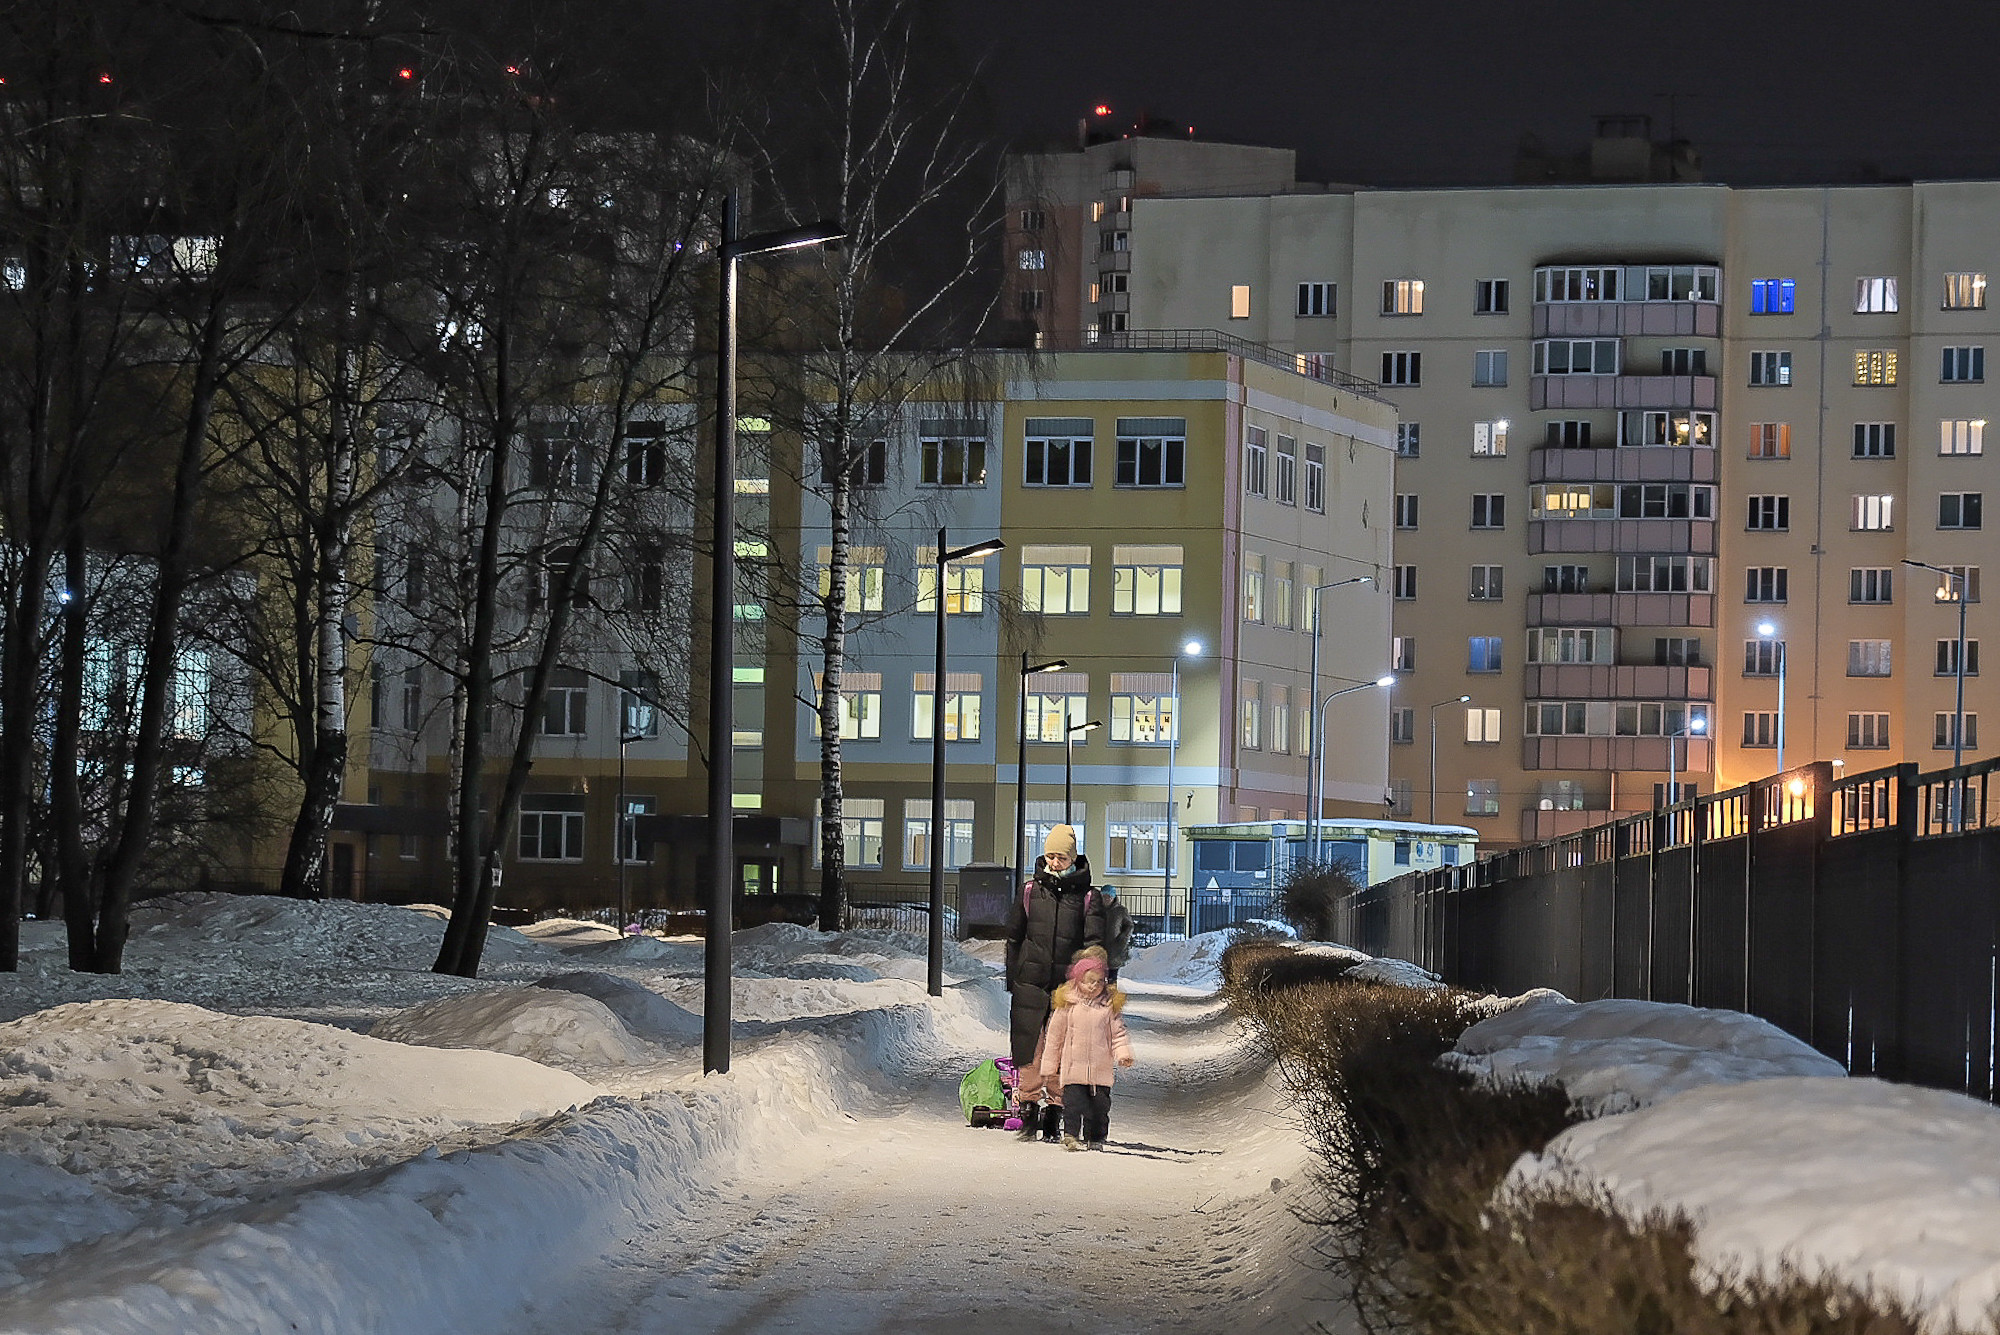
(1037, 328, 1388, 399)
(1532, 302, 1722, 338)
(1531, 373, 1718, 411)
(1529, 517, 1716, 555)
(1522, 734, 1713, 772)
(1530, 446, 1716, 483)
(1521, 662, 1711, 700)
(1526, 591, 1715, 628)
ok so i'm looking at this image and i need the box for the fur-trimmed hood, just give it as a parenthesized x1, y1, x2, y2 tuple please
(1052, 981, 1126, 1013)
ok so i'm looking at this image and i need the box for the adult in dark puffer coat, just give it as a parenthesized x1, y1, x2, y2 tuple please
(1005, 824, 1104, 1139)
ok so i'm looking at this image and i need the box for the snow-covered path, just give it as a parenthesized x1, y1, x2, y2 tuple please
(0, 902, 1359, 1334)
(512, 988, 1351, 1335)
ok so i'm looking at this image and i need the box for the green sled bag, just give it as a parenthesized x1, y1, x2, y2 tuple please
(959, 1058, 1007, 1126)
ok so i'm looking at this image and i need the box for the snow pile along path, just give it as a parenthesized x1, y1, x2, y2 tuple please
(1506, 1077, 2000, 1333)
(1441, 993, 1845, 1113)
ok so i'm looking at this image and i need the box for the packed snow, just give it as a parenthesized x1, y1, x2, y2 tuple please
(0, 892, 1994, 1333)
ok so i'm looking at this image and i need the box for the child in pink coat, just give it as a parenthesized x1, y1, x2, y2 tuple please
(1040, 951, 1135, 1150)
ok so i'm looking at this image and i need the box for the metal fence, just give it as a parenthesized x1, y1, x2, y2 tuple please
(1339, 756, 2000, 1101)
(842, 879, 1278, 948)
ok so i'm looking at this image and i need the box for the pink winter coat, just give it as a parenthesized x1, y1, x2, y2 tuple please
(1041, 984, 1134, 1089)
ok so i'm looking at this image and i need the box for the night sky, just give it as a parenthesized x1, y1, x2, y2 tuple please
(953, 0, 2000, 188)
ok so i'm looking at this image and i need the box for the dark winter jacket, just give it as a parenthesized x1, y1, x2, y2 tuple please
(1004, 854, 1106, 1066)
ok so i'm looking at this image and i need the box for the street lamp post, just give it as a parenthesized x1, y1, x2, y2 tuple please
(1064, 719, 1101, 824)
(1165, 640, 1202, 938)
(1016, 654, 1068, 886)
(1427, 695, 1471, 824)
(1314, 676, 1394, 856)
(1756, 621, 1786, 775)
(1305, 577, 1373, 862)
(706, 193, 843, 1075)
(617, 727, 648, 933)
(1667, 713, 1707, 806)
(1904, 559, 1970, 828)
(929, 528, 1005, 997)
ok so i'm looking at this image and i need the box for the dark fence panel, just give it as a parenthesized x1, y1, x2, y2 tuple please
(1651, 840, 1695, 1004)
(1578, 860, 1620, 1000)
(1901, 826, 2000, 1098)
(1817, 826, 1905, 1077)
(1612, 843, 1654, 998)
(1694, 829, 1749, 1012)
(1748, 799, 1822, 1044)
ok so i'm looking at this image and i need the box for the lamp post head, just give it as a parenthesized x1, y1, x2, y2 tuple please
(1374, 675, 1395, 688)
(1181, 639, 1203, 657)
(1026, 658, 1067, 674)
(943, 536, 1005, 564)
(1689, 715, 1707, 735)
(1068, 719, 1102, 736)
(1756, 620, 1777, 638)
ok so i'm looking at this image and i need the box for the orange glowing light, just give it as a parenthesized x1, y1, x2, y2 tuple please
(1786, 777, 1806, 797)
(397, 67, 416, 80)
(1092, 104, 1112, 117)
(97, 73, 112, 84)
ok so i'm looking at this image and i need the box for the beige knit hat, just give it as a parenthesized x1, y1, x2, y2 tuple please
(1043, 824, 1078, 858)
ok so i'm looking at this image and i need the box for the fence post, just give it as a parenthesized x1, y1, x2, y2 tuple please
(1888, 762, 1920, 1081)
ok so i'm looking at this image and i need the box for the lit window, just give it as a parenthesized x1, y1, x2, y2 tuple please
(1472, 420, 1508, 456)
(1111, 545, 1183, 616)
(1466, 707, 1502, 743)
(1851, 494, 1895, 531)
(1846, 640, 1893, 677)
(1018, 249, 1046, 270)
(1750, 278, 1796, 314)
(1230, 285, 1251, 319)
(1749, 423, 1791, 459)
(1855, 276, 1899, 313)
(813, 672, 882, 740)
(1467, 637, 1503, 673)
(1021, 545, 1091, 614)
(903, 799, 975, 870)
(912, 673, 983, 741)
(1943, 272, 1988, 310)
(1854, 349, 1898, 385)
(1941, 419, 1986, 456)
(816, 546, 886, 613)
(1381, 279, 1425, 314)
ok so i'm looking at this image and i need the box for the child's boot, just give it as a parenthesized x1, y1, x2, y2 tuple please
(1014, 1103, 1040, 1141)
(1039, 1103, 1062, 1142)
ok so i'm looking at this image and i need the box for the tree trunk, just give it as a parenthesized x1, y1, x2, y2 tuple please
(86, 308, 226, 974)
(816, 463, 851, 929)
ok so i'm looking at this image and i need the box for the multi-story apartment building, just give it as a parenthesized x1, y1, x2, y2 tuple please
(334, 343, 1397, 912)
(784, 347, 1395, 903)
(1011, 136, 1998, 845)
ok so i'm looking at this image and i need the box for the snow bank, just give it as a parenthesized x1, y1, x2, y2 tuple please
(0, 999, 599, 1215)
(1121, 932, 1231, 991)
(1506, 1077, 2000, 1333)
(1442, 994, 1844, 1114)
(0, 982, 983, 1335)
(371, 987, 660, 1068)
(1343, 957, 1444, 990)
